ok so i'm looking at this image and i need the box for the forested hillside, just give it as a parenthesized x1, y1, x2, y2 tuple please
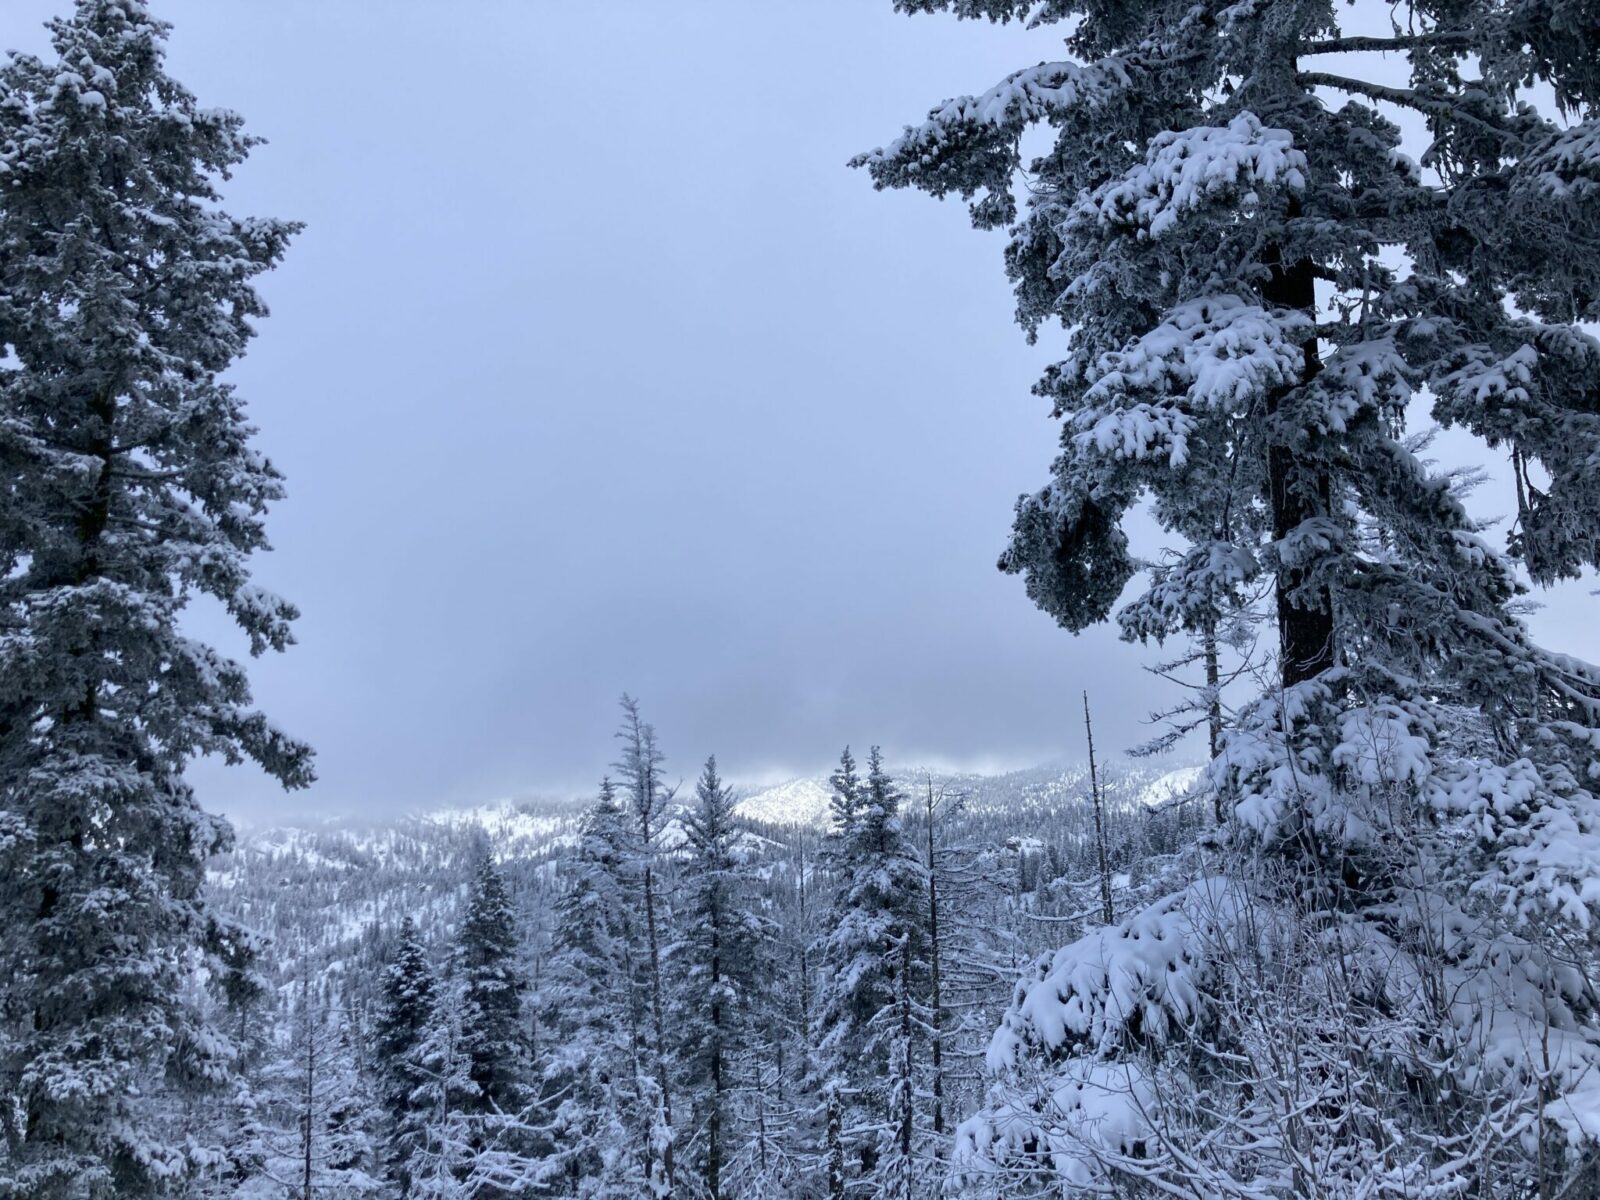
(196, 728, 1207, 1197)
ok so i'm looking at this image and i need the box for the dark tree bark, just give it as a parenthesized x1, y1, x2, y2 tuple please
(1261, 207, 1335, 689)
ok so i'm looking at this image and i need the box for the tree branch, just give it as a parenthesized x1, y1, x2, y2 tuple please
(1298, 71, 1516, 142)
(1303, 32, 1472, 56)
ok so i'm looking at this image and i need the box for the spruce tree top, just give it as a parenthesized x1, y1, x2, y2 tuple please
(378, 918, 436, 1041)
(457, 857, 519, 972)
(0, 0, 312, 778)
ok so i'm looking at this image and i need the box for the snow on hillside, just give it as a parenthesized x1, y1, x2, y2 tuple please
(735, 777, 834, 826)
(1135, 765, 1207, 808)
(731, 761, 1208, 827)
(419, 800, 580, 860)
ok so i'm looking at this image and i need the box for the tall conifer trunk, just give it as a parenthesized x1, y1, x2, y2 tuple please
(1261, 206, 1334, 688)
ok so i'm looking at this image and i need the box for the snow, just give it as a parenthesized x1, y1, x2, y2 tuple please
(419, 801, 579, 861)
(1071, 296, 1313, 467)
(953, 1060, 1166, 1188)
(1075, 113, 1307, 239)
(988, 877, 1245, 1069)
(1134, 765, 1205, 807)
(734, 777, 834, 827)
(860, 57, 1135, 170)
(1522, 120, 1600, 198)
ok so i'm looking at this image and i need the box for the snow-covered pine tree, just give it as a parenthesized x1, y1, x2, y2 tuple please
(872, 938, 921, 1200)
(715, 829, 813, 1200)
(827, 746, 862, 838)
(404, 984, 480, 1200)
(250, 972, 381, 1199)
(1124, 567, 1263, 781)
(180, 946, 276, 1200)
(286, 979, 379, 1200)
(671, 755, 778, 1200)
(538, 779, 648, 1197)
(858, 0, 1600, 1194)
(613, 695, 677, 1197)
(376, 918, 438, 1196)
(320, 1016, 381, 1195)
(407, 875, 543, 1200)
(812, 747, 929, 1189)
(913, 829, 1018, 1163)
(917, 777, 956, 1145)
(1115, 338, 1270, 772)
(0, 3, 311, 1195)
(453, 858, 533, 1128)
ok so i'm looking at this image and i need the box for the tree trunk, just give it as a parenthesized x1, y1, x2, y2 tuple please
(797, 835, 812, 1039)
(898, 936, 913, 1162)
(707, 914, 723, 1200)
(1204, 625, 1228, 824)
(826, 1085, 845, 1200)
(302, 980, 316, 1200)
(924, 780, 944, 1138)
(641, 859, 674, 1194)
(1204, 623, 1223, 760)
(1260, 209, 1334, 688)
(1084, 694, 1114, 925)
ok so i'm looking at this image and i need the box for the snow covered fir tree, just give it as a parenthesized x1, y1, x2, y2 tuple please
(853, 0, 1600, 1194)
(3, 0, 1599, 1197)
(0, 1, 310, 1195)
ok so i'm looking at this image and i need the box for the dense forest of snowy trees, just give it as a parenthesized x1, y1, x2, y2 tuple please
(2, 0, 1598, 1197)
(189, 711, 1213, 1200)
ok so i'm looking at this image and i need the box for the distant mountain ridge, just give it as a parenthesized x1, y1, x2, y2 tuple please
(733, 760, 1207, 827)
(217, 758, 1209, 863)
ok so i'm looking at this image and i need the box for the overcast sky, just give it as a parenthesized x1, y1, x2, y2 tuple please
(8, 2, 1597, 819)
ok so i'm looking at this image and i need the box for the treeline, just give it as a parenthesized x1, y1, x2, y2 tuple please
(193, 697, 1206, 1199)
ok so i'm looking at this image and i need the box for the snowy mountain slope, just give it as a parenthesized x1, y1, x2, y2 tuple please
(734, 777, 834, 826)
(416, 799, 585, 861)
(733, 759, 1206, 828)
(1135, 765, 1207, 808)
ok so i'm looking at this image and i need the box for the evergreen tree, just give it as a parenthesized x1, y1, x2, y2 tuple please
(393, 859, 537, 1200)
(250, 973, 381, 1200)
(454, 858, 531, 1124)
(539, 780, 648, 1196)
(321, 1017, 381, 1192)
(860, 0, 1600, 1194)
(292, 983, 379, 1199)
(182, 965, 276, 1200)
(812, 747, 928, 1186)
(375, 918, 438, 1196)
(613, 695, 676, 1197)
(873, 1027, 917, 1200)
(0, 3, 310, 1194)
(404, 985, 479, 1200)
(826, 746, 861, 838)
(672, 756, 777, 1200)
